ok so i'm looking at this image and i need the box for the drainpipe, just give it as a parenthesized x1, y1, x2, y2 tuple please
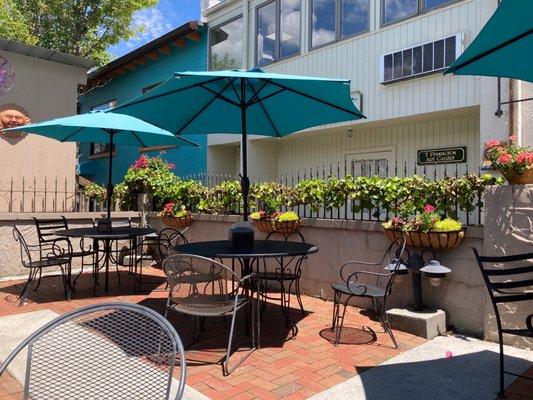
(509, 79, 515, 140)
(242, 0, 249, 69)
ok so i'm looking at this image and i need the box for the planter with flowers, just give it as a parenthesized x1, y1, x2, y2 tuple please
(382, 205, 465, 250)
(250, 210, 301, 233)
(159, 202, 193, 229)
(485, 136, 533, 184)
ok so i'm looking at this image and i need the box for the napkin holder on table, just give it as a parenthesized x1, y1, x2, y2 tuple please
(228, 221, 254, 249)
(96, 218, 112, 233)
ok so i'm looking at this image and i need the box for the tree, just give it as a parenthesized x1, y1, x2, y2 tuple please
(0, 0, 37, 45)
(1, 0, 157, 65)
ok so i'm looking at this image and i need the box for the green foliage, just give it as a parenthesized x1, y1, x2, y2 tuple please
(434, 218, 463, 232)
(210, 52, 240, 71)
(249, 182, 292, 214)
(83, 183, 106, 201)
(198, 181, 242, 214)
(2, 0, 157, 65)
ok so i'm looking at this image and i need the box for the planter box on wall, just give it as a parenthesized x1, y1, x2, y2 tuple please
(383, 228, 466, 250)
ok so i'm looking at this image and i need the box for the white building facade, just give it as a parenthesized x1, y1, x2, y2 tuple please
(202, 0, 532, 181)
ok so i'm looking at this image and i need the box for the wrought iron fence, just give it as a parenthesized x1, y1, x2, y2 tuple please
(181, 160, 486, 226)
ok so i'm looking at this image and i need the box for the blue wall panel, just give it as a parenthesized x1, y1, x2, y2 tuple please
(78, 28, 208, 185)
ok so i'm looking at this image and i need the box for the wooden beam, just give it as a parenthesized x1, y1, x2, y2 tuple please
(112, 67, 126, 75)
(124, 63, 136, 71)
(134, 57, 147, 65)
(173, 38, 186, 48)
(159, 44, 171, 55)
(146, 51, 159, 61)
(187, 31, 201, 42)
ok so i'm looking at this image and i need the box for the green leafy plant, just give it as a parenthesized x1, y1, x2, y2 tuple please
(485, 135, 533, 174)
(382, 204, 463, 233)
(274, 211, 299, 222)
(159, 202, 190, 218)
(434, 218, 463, 232)
(83, 183, 106, 201)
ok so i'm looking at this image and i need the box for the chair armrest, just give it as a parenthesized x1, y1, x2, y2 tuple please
(47, 238, 73, 259)
(340, 260, 381, 282)
(240, 272, 257, 283)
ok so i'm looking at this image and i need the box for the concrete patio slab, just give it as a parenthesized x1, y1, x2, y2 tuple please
(0, 309, 210, 400)
(309, 334, 533, 400)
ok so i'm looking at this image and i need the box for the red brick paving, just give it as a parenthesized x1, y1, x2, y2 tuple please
(0, 267, 528, 400)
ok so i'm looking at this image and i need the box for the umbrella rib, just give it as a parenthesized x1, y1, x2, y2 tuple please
(130, 131, 148, 148)
(447, 29, 533, 74)
(266, 80, 364, 118)
(198, 82, 241, 107)
(245, 78, 280, 136)
(59, 126, 86, 142)
(228, 79, 243, 104)
(246, 80, 270, 106)
(176, 79, 237, 135)
(112, 76, 226, 111)
(247, 87, 285, 107)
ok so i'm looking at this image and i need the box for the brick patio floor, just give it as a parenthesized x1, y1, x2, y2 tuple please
(0, 268, 530, 400)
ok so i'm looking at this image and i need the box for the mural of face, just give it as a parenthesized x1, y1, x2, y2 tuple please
(0, 104, 31, 135)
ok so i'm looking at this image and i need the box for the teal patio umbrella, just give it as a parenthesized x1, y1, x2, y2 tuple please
(113, 68, 365, 219)
(444, 0, 533, 82)
(4, 111, 198, 218)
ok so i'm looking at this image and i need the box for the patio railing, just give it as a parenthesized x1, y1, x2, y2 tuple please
(181, 160, 486, 226)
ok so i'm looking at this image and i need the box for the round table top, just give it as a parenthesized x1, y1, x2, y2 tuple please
(174, 240, 318, 259)
(55, 227, 155, 240)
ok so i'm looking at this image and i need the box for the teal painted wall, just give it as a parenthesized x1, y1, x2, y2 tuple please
(78, 27, 207, 185)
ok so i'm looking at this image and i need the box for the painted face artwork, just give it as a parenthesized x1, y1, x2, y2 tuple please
(0, 105, 31, 132)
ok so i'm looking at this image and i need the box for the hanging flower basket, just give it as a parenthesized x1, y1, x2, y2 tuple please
(502, 168, 533, 185)
(162, 214, 193, 229)
(382, 227, 466, 250)
(252, 218, 275, 233)
(273, 219, 302, 234)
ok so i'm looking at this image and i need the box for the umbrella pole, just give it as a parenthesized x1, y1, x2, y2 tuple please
(240, 80, 249, 221)
(106, 131, 114, 220)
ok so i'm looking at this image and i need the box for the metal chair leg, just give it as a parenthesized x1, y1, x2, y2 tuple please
(33, 268, 43, 291)
(19, 268, 38, 305)
(295, 277, 305, 315)
(334, 296, 351, 346)
(223, 306, 255, 376)
(498, 331, 505, 397)
(377, 299, 398, 348)
(331, 291, 339, 331)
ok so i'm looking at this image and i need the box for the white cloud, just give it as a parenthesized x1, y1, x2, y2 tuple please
(125, 7, 174, 48)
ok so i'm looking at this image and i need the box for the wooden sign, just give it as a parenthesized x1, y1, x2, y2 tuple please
(417, 146, 467, 165)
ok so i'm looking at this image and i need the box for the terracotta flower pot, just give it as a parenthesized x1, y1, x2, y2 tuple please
(162, 214, 193, 228)
(502, 168, 533, 185)
(252, 218, 275, 233)
(383, 227, 465, 250)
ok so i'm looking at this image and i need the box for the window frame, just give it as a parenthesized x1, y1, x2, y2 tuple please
(381, 0, 462, 28)
(309, 0, 370, 51)
(89, 100, 116, 158)
(208, 14, 244, 71)
(255, 0, 302, 67)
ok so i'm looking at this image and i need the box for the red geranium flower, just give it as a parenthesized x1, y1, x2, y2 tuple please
(484, 139, 501, 149)
(497, 153, 513, 164)
(423, 204, 436, 213)
(517, 151, 533, 165)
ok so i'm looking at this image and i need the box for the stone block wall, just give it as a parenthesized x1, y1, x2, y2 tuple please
(483, 185, 533, 349)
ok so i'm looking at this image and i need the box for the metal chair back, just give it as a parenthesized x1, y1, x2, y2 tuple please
(264, 227, 306, 274)
(13, 225, 35, 268)
(163, 254, 239, 312)
(158, 229, 188, 262)
(33, 216, 70, 257)
(0, 302, 187, 400)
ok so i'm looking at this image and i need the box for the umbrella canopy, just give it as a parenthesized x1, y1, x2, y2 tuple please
(444, 0, 533, 82)
(113, 68, 365, 219)
(4, 111, 198, 218)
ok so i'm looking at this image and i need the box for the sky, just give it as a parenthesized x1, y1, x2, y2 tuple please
(108, 0, 200, 58)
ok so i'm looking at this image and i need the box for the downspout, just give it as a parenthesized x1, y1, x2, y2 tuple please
(509, 79, 515, 140)
(242, 0, 249, 69)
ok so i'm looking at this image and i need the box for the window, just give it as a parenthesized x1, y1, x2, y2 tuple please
(311, 0, 369, 48)
(89, 100, 116, 156)
(382, 0, 459, 26)
(209, 16, 243, 70)
(346, 147, 395, 178)
(380, 33, 461, 84)
(256, 0, 300, 66)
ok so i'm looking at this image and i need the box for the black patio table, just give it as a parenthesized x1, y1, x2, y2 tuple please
(174, 239, 318, 348)
(55, 227, 155, 291)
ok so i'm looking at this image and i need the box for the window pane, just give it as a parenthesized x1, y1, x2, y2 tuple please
(434, 39, 444, 69)
(423, 43, 433, 72)
(445, 36, 456, 66)
(257, 2, 277, 66)
(341, 0, 369, 38)
(384, 54, 393, 81)
(424, 0, 455, 11)
(210, 17, 243, 70)
(280, 0, 301, 58)
(393, 51, 402, 79)
(382, 0, 418, 25)
(311, 0, 336, 48)
(402, 49, 412, 77)
(412, 46, 422, 74)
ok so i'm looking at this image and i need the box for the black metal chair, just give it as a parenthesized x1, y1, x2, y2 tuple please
(259, 228, 306, 325)
(0, 302, 187, 399)
(12, 225, 72, 304)
(473, 249, 533, 397)
(33, 216, 96, 289)
(163, 254, 255, 376)
(331, 237, 406, 348)
(157, 228, 189, 264)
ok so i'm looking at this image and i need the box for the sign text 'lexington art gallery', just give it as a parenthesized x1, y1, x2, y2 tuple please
(417, 147, 467, 165)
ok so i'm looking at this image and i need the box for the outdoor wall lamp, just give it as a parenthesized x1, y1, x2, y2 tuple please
(384, 259, 409, 282)
(420, 259, 451, 287)
(346, 128, 353, 137)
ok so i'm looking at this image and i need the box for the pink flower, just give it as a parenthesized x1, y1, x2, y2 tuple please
(509, 135, 516, 143)
(132, 155, 149, 169)
(484, 139, 501, 149)
(423, 204, 436, 213)
(167, 162, 176, 170)
(516, 152, 533, 165)
(163, 202, 175, 213)
(497, 153, 513, 164)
